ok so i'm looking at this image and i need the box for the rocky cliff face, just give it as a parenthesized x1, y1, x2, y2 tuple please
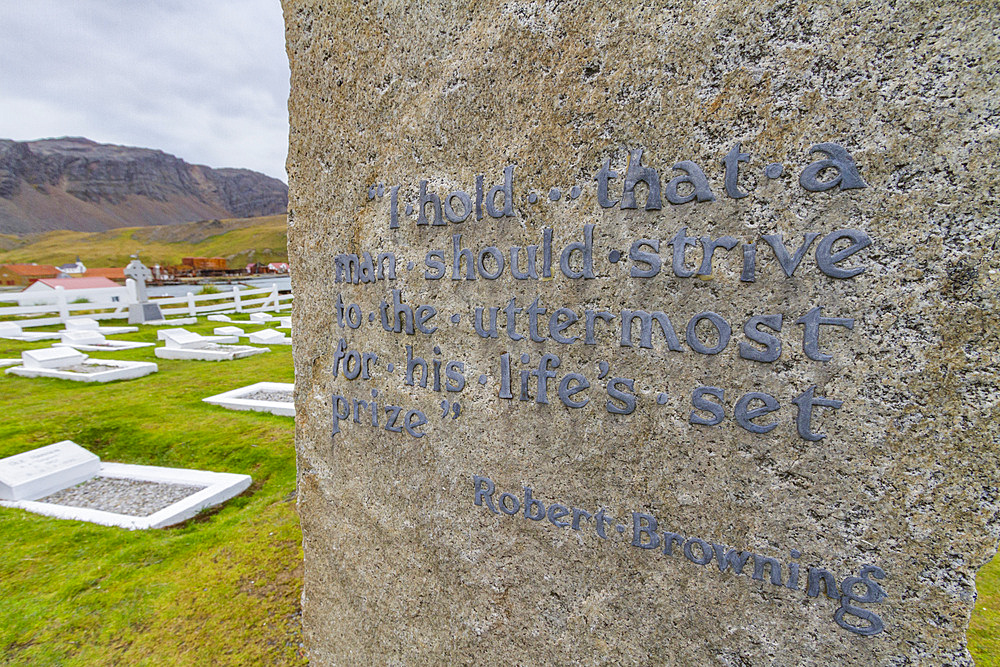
(0, 137, 287, 234)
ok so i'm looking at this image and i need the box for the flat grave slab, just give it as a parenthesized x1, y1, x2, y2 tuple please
(54, 340, 154, 352)
(157, 328, 239, 346)
(277, 317, 291, 330)
(0, 441, 101, 501)
(7, 351, 158, 383)
(0, 323, 60, 342)
(248, 328, 291, 345)
(0, 460, 252, 530)
(54, 330, 153, 352)
(249, 312, 275, 322)
(155, 343, 268, 361)
(213, 326, 246, 337)
(203, 381, 295, 416)
(144, 317, 198, 326)
(207, 314, 232, 322)
(22, 347, 87, 369)
(62, 318, 138, 335)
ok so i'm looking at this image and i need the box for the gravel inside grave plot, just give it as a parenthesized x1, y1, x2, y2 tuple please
(39, 477, 207, 516)
(241, 389, 294, 403)
(61, 363, 119, 374)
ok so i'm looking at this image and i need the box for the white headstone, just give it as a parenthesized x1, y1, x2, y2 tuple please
(161, 329, 207, 349)
(65, 318, 100, 331)
(214, 326, 245, 336)
(61, 330, 106, 345)
(248, 328, 286, 344)
(0, 441, 100, 501)
(250, 313, 274, 322)
(157, 327, 188, 341)
(207, 314, 232, 322)
(124, 256, 153, 302)
(22, 347, 87, 369)
(0, 322, 23, 337)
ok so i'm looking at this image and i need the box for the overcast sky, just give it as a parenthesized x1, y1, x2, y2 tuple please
(0, 1, 290, 182)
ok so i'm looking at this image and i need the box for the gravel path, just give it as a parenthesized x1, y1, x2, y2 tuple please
(39, 477, 207, 516)
(242, 389, 293, 403)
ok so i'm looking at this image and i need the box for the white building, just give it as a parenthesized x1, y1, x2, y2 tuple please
(18, 277, 128, 306)
(56, 257, 87, 276)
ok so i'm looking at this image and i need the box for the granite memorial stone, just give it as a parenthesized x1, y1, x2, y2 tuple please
(285, 2, 1000, 663)
(125, 255, 163, 324)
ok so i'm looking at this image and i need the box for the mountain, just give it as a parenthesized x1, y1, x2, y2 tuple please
(0, 137, 287, 235)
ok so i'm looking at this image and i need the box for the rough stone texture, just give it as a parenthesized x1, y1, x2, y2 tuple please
(284, 2, 1000, 664)
(0, 137, 288, 234)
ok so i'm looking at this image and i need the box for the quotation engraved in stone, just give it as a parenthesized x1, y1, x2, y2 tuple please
(376, 143, 866, 231)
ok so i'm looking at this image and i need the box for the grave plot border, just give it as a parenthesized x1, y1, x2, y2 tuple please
(6, 359, 158, 383)
(0, 462, 252, 529)
(203, 381, 295, 416)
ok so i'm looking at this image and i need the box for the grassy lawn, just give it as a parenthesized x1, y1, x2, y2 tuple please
(971, 550, 1000, 666)
(0, 318, 303, 665)
(0, 317, 998, 663)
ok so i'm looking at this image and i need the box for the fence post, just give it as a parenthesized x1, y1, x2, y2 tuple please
(186, 291, 197, 316)
(233, 285, 242, 313)
(55, 286, 70, 323)
(270, 283, 279, 311)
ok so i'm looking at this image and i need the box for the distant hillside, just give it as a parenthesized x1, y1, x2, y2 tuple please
(0, 137, 287, 235)
(0, 214, 288, 268)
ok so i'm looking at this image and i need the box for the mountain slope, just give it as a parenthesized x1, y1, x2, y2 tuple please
(0, 137, 287, 235)
(0, 214, 289, 268)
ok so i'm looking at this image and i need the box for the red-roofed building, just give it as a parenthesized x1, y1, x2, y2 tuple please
(82, 267, 127, 283)
(0, 263, 59, 287)
(28, 277, 121, 290)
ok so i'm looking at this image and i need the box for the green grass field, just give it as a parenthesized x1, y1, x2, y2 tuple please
(0, 319, 303, 665)
(0, 215, 288, 269)
(0, 317, 997, 664)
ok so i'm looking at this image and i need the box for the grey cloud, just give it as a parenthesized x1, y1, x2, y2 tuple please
(0, 0, 289, 181)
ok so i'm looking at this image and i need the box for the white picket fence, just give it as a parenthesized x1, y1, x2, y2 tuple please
(155, 283, 292, 318)
(0, 280, 292, 329)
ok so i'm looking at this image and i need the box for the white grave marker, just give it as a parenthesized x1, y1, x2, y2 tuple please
(161, 329, 208, 349)
(22, 347, 87, 369)
(65, 318, 100, 331)
(0, 441, 100, 501)
(61, 330, 106, 346)
(248, 328, 290, 345)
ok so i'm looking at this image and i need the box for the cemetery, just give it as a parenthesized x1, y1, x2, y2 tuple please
(0, 311, 301, 664)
